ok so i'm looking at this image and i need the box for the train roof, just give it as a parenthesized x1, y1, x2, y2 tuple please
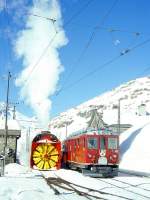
(66, 128, 118, 140)
(32, 131, 59, 143)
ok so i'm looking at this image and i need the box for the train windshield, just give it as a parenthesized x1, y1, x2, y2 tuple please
(87, 137, 98, 149)
(108, 138, 118, 149)
(100, 137, 106, 150)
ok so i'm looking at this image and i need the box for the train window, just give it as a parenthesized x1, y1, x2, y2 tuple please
(108, 138, 118, 149)
(87, 138, 98, 149)
(62, 144, 65, 152)
(100, 137, 106, 150)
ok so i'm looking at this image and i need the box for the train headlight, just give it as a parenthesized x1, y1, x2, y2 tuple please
(109, 153, 117, 162)
(113, 154, 117, 158)
(91, 167, 96, 172)
(88, 153, 92, 158)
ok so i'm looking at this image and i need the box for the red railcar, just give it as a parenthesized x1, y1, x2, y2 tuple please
(62, 129, 119, 177)
(30, 131, 61, 170)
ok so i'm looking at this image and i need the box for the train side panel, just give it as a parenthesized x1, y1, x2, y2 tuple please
(62, 130, 119, 177)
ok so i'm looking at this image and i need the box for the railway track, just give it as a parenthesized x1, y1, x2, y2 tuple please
(44, 175, 141, 200)
(112, 177, 150, 192)
(118, 169, 150, 192)
(119, 169, 150, 178)
(40, 168, 150, 200)
(97, 175, 150, 200)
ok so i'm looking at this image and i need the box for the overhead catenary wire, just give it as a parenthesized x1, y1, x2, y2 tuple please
(24, 12, 147, 37)
(70, 23, 147, 36)
(63, 0, 95, 28)
(108, 26, 141, 54)
(25, 0, 94, 27)
(68, 22, 144, 57)
(28, 13, 56, 22)
(6, 1, 96, 113)
(27, 13, 58, 33)
(57, 0, 119, 95)
(56, 36, 150, 94)
(20, 6, 150, 38)
(22, 0, 95, 86)
(66, 22, 147, 57)
(84, 0, 119, 47)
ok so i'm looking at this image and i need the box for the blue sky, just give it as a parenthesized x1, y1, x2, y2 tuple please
(0, 0, 150, 121)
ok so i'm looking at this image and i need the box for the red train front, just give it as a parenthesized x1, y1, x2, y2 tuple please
(62, 129, 119, 177)
(30, 131, 61, 170)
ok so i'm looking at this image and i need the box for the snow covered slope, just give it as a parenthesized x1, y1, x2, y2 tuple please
(120, 121, 150, 173)
(49, 76, 150, 140)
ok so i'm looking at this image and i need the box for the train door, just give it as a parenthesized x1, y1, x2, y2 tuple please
(74, 138, 82, 163)
(99, 136, 107, 165)
(72, 139, 76, 161)
(76, 136, 86, 163)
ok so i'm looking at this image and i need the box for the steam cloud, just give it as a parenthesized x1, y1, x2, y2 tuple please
(15, 0, 68, 127)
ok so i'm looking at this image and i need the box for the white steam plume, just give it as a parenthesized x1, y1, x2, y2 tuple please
(15, 0, 68, 127)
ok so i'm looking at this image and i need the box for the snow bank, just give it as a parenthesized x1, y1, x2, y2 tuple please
(5, 163, 41, 177)
(120, 121, 150, 173)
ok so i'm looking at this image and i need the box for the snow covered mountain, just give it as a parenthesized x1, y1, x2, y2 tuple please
(49, 76, 150, 140)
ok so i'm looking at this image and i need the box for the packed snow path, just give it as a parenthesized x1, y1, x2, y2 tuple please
(1, 164, 150, 200)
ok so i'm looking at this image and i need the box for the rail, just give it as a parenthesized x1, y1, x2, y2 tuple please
(119, 168, 150, 178)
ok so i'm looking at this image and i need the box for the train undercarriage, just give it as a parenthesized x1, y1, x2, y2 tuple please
(66, 162, 119, 177)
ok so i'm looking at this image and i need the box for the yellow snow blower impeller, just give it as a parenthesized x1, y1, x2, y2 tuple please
(32, 143, 59, 170)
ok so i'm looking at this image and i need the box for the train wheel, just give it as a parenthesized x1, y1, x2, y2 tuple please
(32, 143, 59, 170)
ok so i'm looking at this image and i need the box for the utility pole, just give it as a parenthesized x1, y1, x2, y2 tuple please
(13, 105, 16, 120)
(2, 71, 11, 175)
(5, 71, 11, 146)
(118, 99, 121, 135)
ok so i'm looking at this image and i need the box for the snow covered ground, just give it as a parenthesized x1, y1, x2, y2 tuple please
(1, 164, 54, 200)
(0, 163, 150, 200)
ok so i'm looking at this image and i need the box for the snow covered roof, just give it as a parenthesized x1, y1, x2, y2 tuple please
(66, 128, 114, 140)
(0, 119, 21, 137)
